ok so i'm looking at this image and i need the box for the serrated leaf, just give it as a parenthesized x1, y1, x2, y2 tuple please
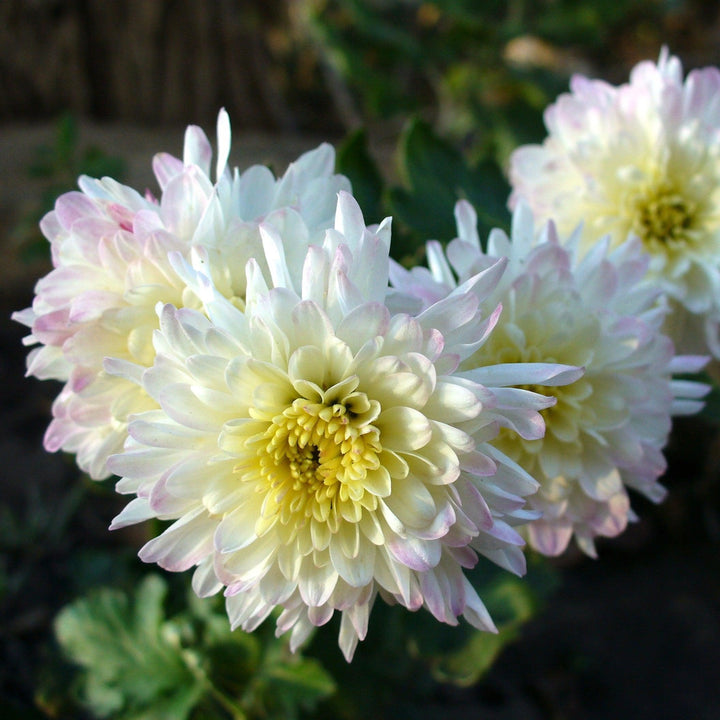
(134, 572, 167, 638)
(54, 575, 204, 719)
(123, 683, 206, 720)
(465, 157, 512, 237)
(389, 119, 467, 240)
(429, 573, 535, 686)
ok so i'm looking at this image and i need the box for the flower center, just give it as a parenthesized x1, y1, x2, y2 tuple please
(494, 379, 588, 462)
(462, 318, 596, 469)
(631, 185, 695, 250)
(257, 393, 383, 530)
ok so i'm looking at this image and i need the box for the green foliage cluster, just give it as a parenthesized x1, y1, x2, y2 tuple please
(309, 555, 557, 719)
(337, 117, 510, 265)
(300, 0, 666, 161)
(44, 560, 555, 720)
(50, 576, 335, 720)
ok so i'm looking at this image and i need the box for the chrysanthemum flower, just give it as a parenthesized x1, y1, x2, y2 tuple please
(13, 110, 350, 478)
(509, 49, 720, 357)
(108, 192, 577, 660)
(390, 201, 708, 557)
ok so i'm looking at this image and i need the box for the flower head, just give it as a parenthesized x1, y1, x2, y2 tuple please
(509, 49, 720, 357)
(108, 192, 569, 660)
(391, 201, 708, 557)
(13, 110, 350, 478)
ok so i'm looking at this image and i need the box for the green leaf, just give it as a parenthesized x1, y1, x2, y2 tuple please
(388, 118, 511, 249)
(54, 575, 205, 719)
(80, 145, 127, 184)
(427, 555, 558, 687)
(336, 128, 385, 224)
(52, 574, 339, 720)
(263, 657, 337, 716)
(389, 118, 469, 241)
(430, 624, 520, 686)
(236, 627, 337, 720)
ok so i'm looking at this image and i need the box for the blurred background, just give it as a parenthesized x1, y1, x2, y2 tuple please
(4, 0, 720, 132)
(2, 1, 720, 718)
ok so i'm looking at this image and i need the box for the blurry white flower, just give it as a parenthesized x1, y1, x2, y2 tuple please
(108, 192, 574, 660)
(13, 110, 350, 478)
(509, 49, 720, 357)
(390, 201, 708, 557)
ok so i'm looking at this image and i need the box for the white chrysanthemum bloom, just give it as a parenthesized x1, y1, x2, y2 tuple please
(390, 201, 708, 557)
(509, 48, 720, 357)
(12, 110, 350, 478)
(108, 192, 578, 660)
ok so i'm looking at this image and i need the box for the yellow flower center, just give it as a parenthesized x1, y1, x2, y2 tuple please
(631, 185, 695, 250)
(256, 392, 383, 533)
(463, 318, 596, 470)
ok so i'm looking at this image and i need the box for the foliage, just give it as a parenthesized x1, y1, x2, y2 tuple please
(299, 0, 668, 161)
(427, 555, 558, 687)
(335, 128, 384, 228)
(41, 522, 556, 720)
(0, 481, 83, 626)
(307, 556, 558, 719)
(388, 118, 510, 243)
(50, 575, 335, 720)
(337, 116, 510, 263)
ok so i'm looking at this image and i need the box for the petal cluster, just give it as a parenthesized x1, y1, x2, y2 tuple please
(108, 193, 559, 659)
(508, 49, 720, 357)
(13, 110, 350, 478)
(391, 201, 708, 556)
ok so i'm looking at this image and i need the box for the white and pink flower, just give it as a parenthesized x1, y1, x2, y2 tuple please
(509, 49, 720, 358)
(391, 201, 708, 557)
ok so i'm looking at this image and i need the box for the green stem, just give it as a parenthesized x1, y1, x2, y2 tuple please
(205, 683, 249, 720)
(183, 651, 249, 720)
